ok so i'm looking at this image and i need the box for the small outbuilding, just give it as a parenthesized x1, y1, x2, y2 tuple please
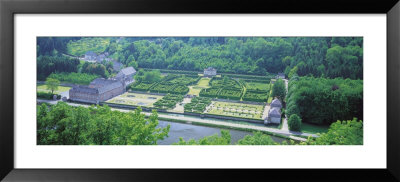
(204, 67, 217, 77)
(265, 107, 281, 124)
(116, 67, 136, 85)
(270, 98, 282, 109)
(276, 72, 285, 79)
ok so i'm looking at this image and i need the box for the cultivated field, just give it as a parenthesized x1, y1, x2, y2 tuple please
(106, 92, 163, 108)
(205, 101, 265, 120)
(37, 84, 71, 94)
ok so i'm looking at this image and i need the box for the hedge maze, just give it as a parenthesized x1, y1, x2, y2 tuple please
(184, 97, 212, 113)
(130, 74, 199, 95)
(153, 94, 184, 109)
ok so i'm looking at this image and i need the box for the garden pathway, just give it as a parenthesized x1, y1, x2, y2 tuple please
(281, 78, 289, 132)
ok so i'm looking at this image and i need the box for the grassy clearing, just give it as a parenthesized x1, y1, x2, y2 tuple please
(197, 77, 211, 87)
(205, 101, 264, 119)
(106, 92, 163, 107)
(301, 122, 329, 134)
(37, 84, 71, 94)
(188, 77, 211, 96)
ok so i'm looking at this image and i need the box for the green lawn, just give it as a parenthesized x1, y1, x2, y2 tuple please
(197, 77, 211, 87)
(37, 84, 71, 94)
(301, 122, 329, 134)
(188, 77, 211, 96)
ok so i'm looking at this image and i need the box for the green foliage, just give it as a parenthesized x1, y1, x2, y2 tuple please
(307, 118, 363, 145)
(242, 91, 269, 102)
(174, 130, 231, 145)
(37, 55, 80, 80)
(143, 70, 162, 83)
(184, 97, 212, 113)
(81, 62, 109, 78)
(218, 89, 242, 100)
(130, 82, 154, 91)
(48, 72, 99, 85)
(286, 77, 363, 125)
(150, 83, 189, 95)
(236, 132, 277, 145)
(199, 88, 220, 98)
(39, 37, 363, 79)
(153, 94, 184, 109)
(45, 78, 60, 94)
(66, 38, 110, 56)
(326, 45, 363, 79)
(37, 92, 61, 100)
(288, 114, 302, 131)
(271, 79, 286, 100)
(37, 102, 170, 145)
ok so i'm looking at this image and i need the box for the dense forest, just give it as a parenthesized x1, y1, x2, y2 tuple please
(37, 37, 363, 79)
(286, 76, 363, 125)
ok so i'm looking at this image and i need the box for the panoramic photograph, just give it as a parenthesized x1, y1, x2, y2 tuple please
(36, 37, 363, 145)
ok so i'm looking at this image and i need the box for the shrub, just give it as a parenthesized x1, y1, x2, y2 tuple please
(288, 114, 302, 131)
(37, 91, 61, 100)
(48, 72, 99, 85)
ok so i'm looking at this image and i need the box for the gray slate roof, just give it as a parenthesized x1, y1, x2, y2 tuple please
(268, 107, 281, 118)
(70, 85, 98, 94)
(117, 67, 136, 77)
(204, 67, 216, 71)
(89, 78, 123, 94)
(271, 98, 282, 108)
(98, 81, 123, 94)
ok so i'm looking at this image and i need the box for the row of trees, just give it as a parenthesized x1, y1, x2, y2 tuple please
(38, 37, 363, 79)
(37, 55, 80, 80)
(286, 76, 363, 125)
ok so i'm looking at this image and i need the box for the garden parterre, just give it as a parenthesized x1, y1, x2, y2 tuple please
(205, 101, 265, 120)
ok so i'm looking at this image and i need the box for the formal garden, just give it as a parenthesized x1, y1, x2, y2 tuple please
(205, 101, 265, 120)
(184, 97, 212, 113)
(106, 92, 164, 108)
(153, 94, 184, 110)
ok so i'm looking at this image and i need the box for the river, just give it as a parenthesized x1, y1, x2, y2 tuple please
(157, 120, 287, 145)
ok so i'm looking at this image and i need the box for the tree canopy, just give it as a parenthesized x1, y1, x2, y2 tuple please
(37, 102, 170, 145)
(286, 76, 363, 125)
(37, 37, 363, 79)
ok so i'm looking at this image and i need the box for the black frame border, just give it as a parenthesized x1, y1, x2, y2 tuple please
(1, 0, 400, 181)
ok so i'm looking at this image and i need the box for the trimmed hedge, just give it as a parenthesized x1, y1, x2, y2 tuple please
(153, 94, 184, 109)
(217, 89, 242, 100)
(184, 97, 212, 113)
(199, 88, 220, 98)
(242, 91, 269, 102)
(37, 92, 61, 100)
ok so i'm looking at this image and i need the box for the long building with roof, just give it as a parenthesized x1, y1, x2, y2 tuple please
(69, 66, 136, 104)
